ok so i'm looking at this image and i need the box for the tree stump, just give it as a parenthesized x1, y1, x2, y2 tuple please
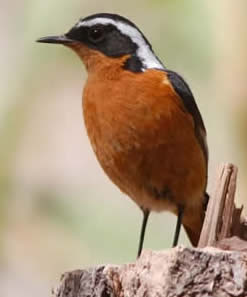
(52, 247, 247, 297)
(52, 163, 247, 297)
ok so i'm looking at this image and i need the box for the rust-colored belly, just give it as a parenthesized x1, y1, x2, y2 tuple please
(82, 69, 207, 216)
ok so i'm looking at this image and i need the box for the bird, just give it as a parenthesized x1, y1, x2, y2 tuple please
(37, 13, 208, 257)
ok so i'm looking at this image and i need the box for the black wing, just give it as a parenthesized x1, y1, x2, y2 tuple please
(166, 69, 208, 165)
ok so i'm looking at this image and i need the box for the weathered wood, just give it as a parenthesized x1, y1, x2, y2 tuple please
(198, 163, 239, 247)
(215, 236, 247, 252)
(52, 248, 247, 297)
(218, 165, 238, 240)
(232, 206, 247, 241)
(52, 163, 247, 297)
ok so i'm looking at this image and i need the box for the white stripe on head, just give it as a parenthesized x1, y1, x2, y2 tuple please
(77, 18, 165, 71)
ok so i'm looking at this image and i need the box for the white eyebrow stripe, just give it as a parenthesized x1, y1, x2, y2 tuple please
(77, 18, 165, 71)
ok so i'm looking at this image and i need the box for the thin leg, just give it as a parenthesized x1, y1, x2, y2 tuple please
(172, 206, 184, 247)
(137, 209, 150, 258)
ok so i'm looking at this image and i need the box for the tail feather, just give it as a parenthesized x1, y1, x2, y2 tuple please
(183, 224, 202, 246)
(183, 192, 209, 246)
(203, 192, 210, 211)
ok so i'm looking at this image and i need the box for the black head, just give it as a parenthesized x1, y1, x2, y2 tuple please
(37, 13, 165, 72)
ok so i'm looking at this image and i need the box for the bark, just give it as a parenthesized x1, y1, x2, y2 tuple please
(52, 247, 247, 297)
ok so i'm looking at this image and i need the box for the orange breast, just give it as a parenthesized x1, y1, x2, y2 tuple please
(82, 65, 207, 224)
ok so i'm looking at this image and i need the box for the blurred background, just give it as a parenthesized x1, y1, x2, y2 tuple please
(1, 0, 247, 296)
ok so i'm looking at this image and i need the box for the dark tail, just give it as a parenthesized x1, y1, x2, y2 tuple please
(183, 192, 209, 246)
(183, 224, 202, 246)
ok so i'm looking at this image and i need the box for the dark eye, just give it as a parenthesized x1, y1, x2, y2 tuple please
(88, 27, 105, 43)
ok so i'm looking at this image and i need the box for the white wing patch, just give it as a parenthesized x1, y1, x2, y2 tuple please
(78, 18, 165, 71)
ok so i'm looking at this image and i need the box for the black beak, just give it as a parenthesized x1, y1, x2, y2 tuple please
(36, 35, 74, 44)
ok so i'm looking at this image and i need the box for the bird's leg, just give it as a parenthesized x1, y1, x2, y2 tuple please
(137, 208, 150, 258)
(172, 205, 184, 247)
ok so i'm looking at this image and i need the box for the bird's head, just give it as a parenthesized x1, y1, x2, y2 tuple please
(37, 13, 164, 73)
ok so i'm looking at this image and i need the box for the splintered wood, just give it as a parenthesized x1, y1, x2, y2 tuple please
(198, 163, 247, 250)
